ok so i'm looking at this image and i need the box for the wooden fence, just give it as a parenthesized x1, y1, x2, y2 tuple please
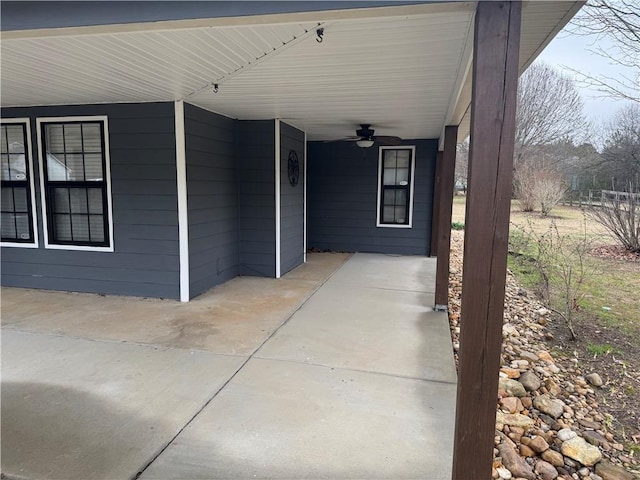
(563, 189, 640, 207)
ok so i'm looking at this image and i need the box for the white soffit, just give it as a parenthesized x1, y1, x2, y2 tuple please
(0, 1, 581, 143)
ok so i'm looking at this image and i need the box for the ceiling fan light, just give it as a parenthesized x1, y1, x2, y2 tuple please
(355, 139, 374, 148)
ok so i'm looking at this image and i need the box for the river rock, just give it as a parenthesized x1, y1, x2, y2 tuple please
(533, 394, 565, 419)
(529, 435, 550, 453)
(586, 372, 604, 387)
(541, 449, 564, 467)
(519, 370, 541, 391)
(595, 461, 635, 480)
(496, 411, 535, 430)
(534, 460, 559, 480)
(561, 436, 603, 466)
(500, 377, 527, 397)
(557, 428, 577, 442)
(497, 443, 535, 480)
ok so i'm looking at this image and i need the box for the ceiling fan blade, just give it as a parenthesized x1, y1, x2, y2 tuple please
(323, 136, 360, 143)
(374, 136, 403, 146)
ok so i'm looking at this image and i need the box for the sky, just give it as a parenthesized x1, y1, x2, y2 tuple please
(536, 27, 636, 131)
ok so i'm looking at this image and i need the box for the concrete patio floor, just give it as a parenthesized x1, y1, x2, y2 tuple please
(1, 252, 457, 480)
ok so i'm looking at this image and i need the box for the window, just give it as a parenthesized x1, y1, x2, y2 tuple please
(37, 117, 113, 251)
(1, 119, 37, 246)
(377, 146, 415, 228)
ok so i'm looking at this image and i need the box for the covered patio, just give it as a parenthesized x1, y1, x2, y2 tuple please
(1, 1, 584, 477)
(1, 252, 456, 479)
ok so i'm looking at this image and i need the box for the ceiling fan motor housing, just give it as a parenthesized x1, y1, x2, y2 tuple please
(356, 124, 375, 139)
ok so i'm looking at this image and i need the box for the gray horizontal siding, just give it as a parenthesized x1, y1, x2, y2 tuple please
(184, 103, 239, 298)
(307, 139, 437, 255)
(238, 120, 276, 277)
(279, 122, 305, 275)
(0, 102, 180, 299)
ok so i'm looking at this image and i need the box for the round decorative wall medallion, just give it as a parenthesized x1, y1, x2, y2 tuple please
(288, 150, 300, 186)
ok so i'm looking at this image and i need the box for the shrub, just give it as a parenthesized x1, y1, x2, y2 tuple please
(587, 184, 640, 252)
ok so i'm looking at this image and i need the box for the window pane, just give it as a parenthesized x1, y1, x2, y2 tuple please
(89, 215, 105, 242)
(87, 188, 103, 214)
(1, 187, 15, 210)
(69, 188, 88, 213)
(396, 168, 409, 185)
(1, 213, 17, 239)
(1, 154, 10, 181)
(84, 154, 104, 181)
(383, 206, 395, 223)
(396, 150, 410, 168)
(53, 188, 70, 213)
(394, 206, 407, 224)
(63, 124, 83, 153)
(9, 154, 27, 180)
(54, 214, 72, 241)
(6, 125, 25, 154)
(47, 153, 68, 180)
(12, 187, 28, 212)
(45, 124, 65, 153)
(395, 189, 407, 206)
(82, 124, 102, 152)
(383, 168, 396, 185)
(65, 154, 85, 181)
(15, 214, 30, 240)
(383, 150, 397, 168)
(0, 127, 6, 154)
(383, 189, 395, 205)
(71, 214, 90, 241)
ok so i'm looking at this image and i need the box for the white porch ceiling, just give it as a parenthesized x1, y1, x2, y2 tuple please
(0, 1, 582, 144)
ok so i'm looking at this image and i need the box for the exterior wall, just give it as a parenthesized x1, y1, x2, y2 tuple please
(279, 122, 305, 275)
(0, 102, 180, 298)
(184, 103, 238, 297)
(307, 139, 437, 255)
(238, 120, 276, 277)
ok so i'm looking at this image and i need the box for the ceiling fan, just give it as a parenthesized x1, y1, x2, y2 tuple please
(327, 124, 402, 148)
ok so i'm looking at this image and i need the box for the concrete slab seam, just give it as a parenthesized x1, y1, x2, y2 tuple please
(134, 252, 355, 479)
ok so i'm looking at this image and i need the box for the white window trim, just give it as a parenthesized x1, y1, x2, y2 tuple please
(376, 145, 416, 229)
(275, 118, 281, 279)
(36, 115, 114, 252)
(1, 118, 39, 248)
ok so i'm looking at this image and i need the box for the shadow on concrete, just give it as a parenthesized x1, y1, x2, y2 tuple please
(1, 382, 166, 480)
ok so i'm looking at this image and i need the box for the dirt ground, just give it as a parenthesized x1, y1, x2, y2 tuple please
(452, 195, 640, 449)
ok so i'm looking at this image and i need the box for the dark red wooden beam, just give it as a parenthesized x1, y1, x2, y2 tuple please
(452, 2, 521, 479)
(434, 126, 458, 309)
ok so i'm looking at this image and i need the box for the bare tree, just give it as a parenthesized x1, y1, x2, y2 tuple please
(588, 184, 640, 252)
(514, 163, 567, 215)
(455, 139, 469, 194)
(515, 63, 588, 163)
(568, 0, 639, 103)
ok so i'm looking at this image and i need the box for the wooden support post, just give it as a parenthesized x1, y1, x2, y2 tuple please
(434, 126, 458, 309)
(452, 2, 521, 479)
(430, 151, 443, 257)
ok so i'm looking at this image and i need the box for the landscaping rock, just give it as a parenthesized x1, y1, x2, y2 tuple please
(541, 449, 565, 467)
(518, 370, 541, 391)
(595, 461, 636, 480)
(534, 460, 559, 480)
(497, 443, 536, 480)
(533, 394, 565, 419)
(561, 436, 603, 466)
(557, 428, 577, 442)
(586, 373, 604, 387)
(500, 377, 527, 397)
(496, 412, 535, 430)
(529, 435, 550, 453)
